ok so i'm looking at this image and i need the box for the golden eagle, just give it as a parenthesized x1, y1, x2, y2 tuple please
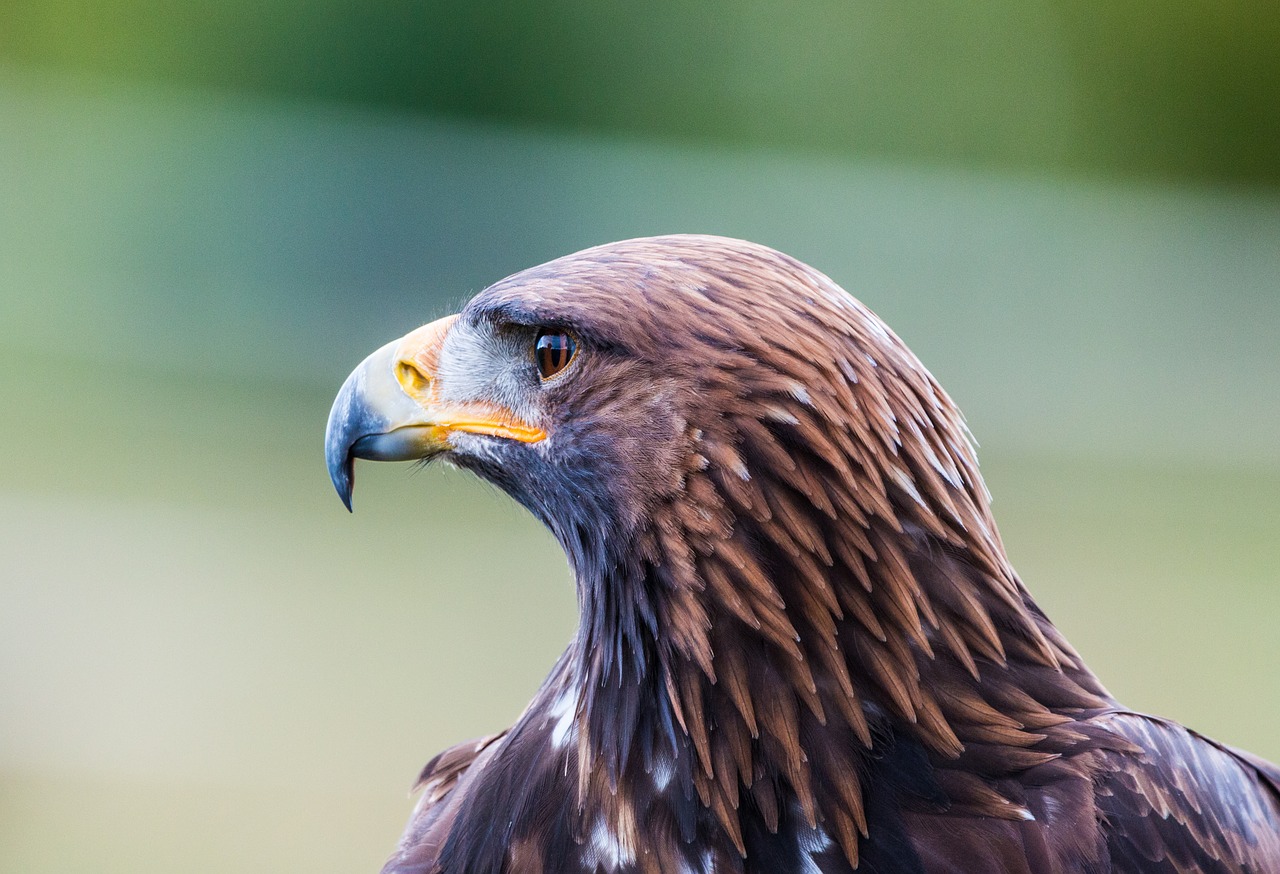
(325, 235, 1280, 873)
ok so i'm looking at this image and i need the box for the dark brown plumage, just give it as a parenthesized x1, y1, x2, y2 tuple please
(325, 235, 1280, 874)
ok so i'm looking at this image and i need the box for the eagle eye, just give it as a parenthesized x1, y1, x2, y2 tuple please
(534, 330, 577, 380)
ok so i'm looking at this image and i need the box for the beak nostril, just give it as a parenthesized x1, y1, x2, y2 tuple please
(396, 359, 433, 397)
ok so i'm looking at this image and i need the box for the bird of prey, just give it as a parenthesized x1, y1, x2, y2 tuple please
(325, 235, 1280, 874)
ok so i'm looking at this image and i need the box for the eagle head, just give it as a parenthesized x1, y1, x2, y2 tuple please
(328, 234, 997, 597)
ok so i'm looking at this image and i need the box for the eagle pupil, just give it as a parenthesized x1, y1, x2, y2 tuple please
(535, 331, 576, 379)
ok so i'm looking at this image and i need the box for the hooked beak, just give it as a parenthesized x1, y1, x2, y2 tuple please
(324, 314, 546, 511)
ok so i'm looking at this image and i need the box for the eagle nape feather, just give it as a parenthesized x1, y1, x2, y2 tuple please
(324, 235, 1280, 874)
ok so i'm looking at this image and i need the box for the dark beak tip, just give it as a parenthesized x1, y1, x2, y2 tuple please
(325, 428, 356, 512)
(331, 457, 355, 513)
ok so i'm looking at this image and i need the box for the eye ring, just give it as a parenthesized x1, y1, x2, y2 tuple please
(534, 330, 578, 381)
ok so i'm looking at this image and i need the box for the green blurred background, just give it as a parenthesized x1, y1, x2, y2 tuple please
(1, 4, 1277, 872)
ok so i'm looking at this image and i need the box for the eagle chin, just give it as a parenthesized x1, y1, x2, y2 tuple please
(326, 235, 1280, 874)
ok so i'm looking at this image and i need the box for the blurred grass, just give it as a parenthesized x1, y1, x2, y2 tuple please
(2, 1, 1277, 184)
(1, 67, 1277, 873)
